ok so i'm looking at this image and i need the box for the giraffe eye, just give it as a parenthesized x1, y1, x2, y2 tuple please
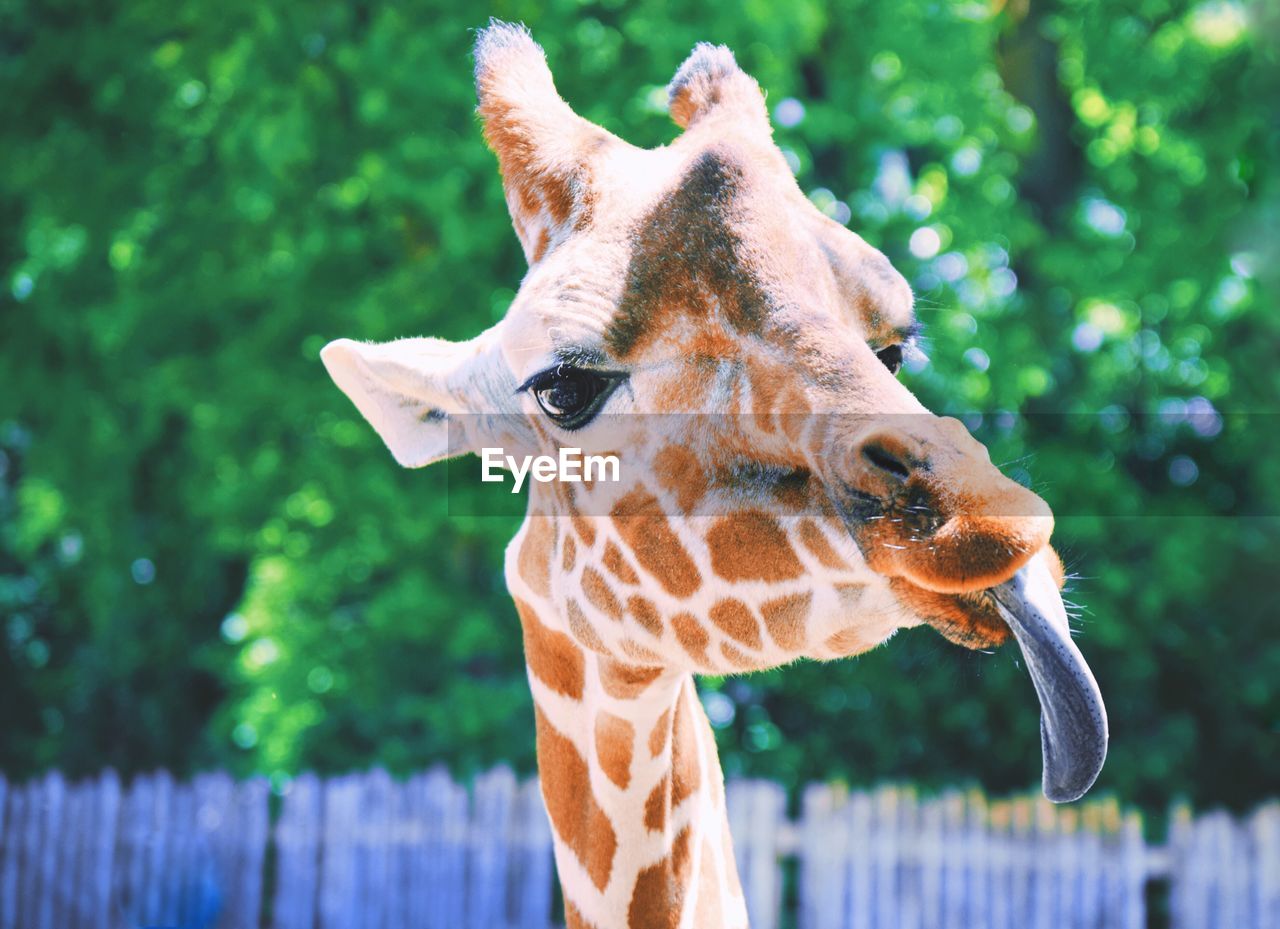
(523, 365, 623, 430)
(876, 344, 904, 375)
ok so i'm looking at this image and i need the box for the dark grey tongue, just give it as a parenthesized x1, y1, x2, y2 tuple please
(992, 557, 1108, 803)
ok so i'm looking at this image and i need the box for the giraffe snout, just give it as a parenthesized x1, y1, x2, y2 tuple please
(834, 418, 1054, 594)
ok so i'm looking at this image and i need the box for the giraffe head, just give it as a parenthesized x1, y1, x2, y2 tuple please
(323, 23, 1106, 801)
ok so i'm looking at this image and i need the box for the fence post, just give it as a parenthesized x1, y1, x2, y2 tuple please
(1249, 803, 1280, 929)
(10, 767, 1280, 929)
(0, 776, 11, 929)
(965, 789, 990, 929)
(797, 782, 844, 929)
(727, 779, 786, 929)
(421, 767, 467, 929)
(841, 788, 871, 929)
(512, 776, 553, 929)
(273, 772, 321, 929)
(467, 766, 516, 929)
(1120, 809, 1145, 929)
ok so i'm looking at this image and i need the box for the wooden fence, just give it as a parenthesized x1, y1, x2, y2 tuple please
(1, 768, 1277, 929)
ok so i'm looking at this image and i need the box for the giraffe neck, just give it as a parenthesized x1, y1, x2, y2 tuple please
(507, 522, 747, 929)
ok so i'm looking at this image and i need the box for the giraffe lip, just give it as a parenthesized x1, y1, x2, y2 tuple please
(991, 556, 1108, 803)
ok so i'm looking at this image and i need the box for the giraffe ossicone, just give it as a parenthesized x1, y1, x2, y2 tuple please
(323, 21, 1107, 928)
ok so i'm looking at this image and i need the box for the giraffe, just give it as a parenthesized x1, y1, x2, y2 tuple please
(321, 22, 1108, 928)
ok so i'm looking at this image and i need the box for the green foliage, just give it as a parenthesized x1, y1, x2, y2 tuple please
(2, 0, 1276, 819)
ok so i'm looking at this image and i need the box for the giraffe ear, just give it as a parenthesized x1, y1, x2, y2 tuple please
(474, 21, 614, 265)
(667, 43, 770, 132)
(321, 336, 490, 468)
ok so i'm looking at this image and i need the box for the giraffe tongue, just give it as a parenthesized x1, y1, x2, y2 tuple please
(991, 556, 1108, 803)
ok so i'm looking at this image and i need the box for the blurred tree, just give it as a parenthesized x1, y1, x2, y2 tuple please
(1, 0, 1275, 819)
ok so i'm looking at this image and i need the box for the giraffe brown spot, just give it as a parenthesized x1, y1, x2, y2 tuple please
(798, 518, 850, 570)
(649, 709, 671, 758)
(562, 533, 577, 572)
(706, 511, 804, 582)
(708, 599, 762, 650)
(627, 595, 664, 638)
(612, 490, 702, 598)
(621, 638, 665, 664)
(534, 707, 617, 892)
(720, 641, 762, 670)
(573, 516, 596, 552)
(598, 657, 664, 700)
(644, 775, 669, 831)
(531, 226, 551, 264)
(671, 685, 702, 808)
(653, 444, 709, 514)
(603, 541, 640, 585)
(516, 599, 584, 699)
(595, 711, 635, 790)
(760, 591, 812, 651)
(747, 358, 782, 432)
(518, 518, 555, 597)
(695, 838, 723, 926)
(567, 598, 609, 654)
(671, 613, 710, 666)
(823, 627, 872, 655)
(672, 824, 693, 882)
(778, 386, 811, 442)
(582, 566, 623, 621)
(608, 150, 761, 359)
(628, 849, 685, 929)
(565, 901, 597, 929)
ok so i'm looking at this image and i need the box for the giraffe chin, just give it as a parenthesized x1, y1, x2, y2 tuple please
(991, 555, 1109, 803)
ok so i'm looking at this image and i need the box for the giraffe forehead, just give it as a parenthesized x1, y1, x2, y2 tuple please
(503, 139, 913, 381)
(604, 146, 804, 359)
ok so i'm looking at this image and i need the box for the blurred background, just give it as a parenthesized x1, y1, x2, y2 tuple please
(2, 0, 1277, 839)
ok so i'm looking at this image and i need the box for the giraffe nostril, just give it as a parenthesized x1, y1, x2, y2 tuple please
(862, 441, 912, 483)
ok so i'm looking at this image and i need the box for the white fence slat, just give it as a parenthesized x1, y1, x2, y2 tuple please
(170, 780, 196, 928)
(142, 769, 172, 926)
(986, 802, 1010, 929)
(91, 771, 120, 929)
(406, 773, 430, 929)
(797, 783, 843, 929)
(940, 791, 966, 929)
(57, 779, 84, 929)
(727, 779, 785, 929)
(361, 768, 394, 929)
(20, 779, 43, 929)
(388, 776, 411, 929)
(467, 766, 516, 929)
(4, 767, 1280, 928)
(1055, 807, 1077, 929)
(424, 767, 468, 929)
(842, 790, 871, 929)
(1077, 804, 1102, 929)
(0, 779, 15, 929)
(512, 776, 553, 929)
(964, 790, 989, 929)
(918, 793, 943, 929)
(1120, 810, 1145, 929)
(1253, 804, 1280, 929)
(896, 788, 923, 929)
(319, 774, 357, 929)
(273, 772, 321, 929)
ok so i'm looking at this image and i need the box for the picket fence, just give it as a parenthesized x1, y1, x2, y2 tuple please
(0, 768, 1277, 929)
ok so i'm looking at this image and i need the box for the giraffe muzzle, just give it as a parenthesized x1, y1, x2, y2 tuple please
(835, 419, 1055, 595)
(992, 554, 1109, 802)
